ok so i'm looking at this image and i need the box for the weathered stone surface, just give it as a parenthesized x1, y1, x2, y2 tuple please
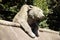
(0, 25, 60, 40)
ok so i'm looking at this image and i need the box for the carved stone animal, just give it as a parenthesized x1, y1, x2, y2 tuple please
(13, 4, 45, 38)
(0, 4, 45, 38)
(13, 4, 36, 38)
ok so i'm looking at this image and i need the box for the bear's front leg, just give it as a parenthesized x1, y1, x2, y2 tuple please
(18, 19, 36, 38)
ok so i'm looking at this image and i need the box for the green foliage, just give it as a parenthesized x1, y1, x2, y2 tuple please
(33, 0, 49, 16)
(39, 19, 49, 28)
(0, 0, 25, 21)
(0, 0, 33, 21)
(33, 0, 50, 28)
(0, 0, 2, 2)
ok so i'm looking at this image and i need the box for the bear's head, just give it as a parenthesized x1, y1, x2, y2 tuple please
(28, 5, 45, 20)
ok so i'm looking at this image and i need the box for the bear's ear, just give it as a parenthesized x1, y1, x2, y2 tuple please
(29, 5, 33, 8)
(28, 5, 33, 11)
(27, 5, 32, 10)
